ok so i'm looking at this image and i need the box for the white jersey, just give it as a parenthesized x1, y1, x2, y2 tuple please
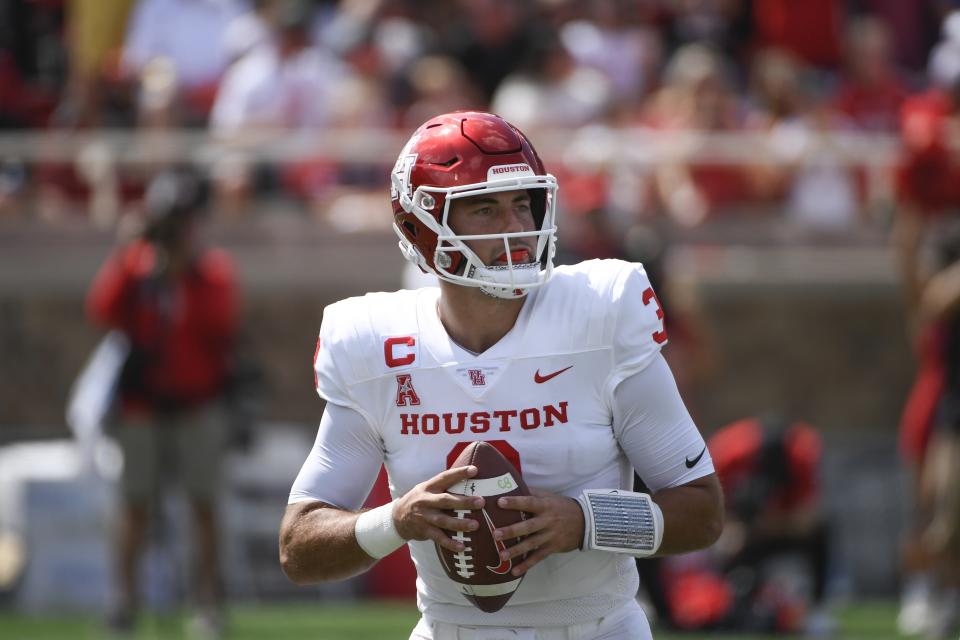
(292, 259, 714, 627)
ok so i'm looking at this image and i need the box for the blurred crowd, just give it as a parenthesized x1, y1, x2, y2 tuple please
(1, 0, 959, 240)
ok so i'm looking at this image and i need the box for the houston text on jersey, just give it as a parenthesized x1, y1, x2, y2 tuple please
(400, 402, 569, 435)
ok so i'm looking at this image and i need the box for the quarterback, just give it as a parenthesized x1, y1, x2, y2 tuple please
(280, 111, 724, 639)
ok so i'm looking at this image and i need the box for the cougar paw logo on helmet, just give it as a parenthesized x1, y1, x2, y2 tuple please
(391, 111, 559, 300)
(436, 441, 531, 613)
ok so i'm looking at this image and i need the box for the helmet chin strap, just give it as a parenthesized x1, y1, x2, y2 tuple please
(479, 284, 528, 300)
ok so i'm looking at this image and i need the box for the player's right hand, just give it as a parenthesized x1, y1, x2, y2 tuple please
(393, 465, 485, 553)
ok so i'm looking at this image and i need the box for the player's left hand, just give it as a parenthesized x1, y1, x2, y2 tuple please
(493, 489, 585, 576)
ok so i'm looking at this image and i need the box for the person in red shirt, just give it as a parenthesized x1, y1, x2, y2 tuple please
(751, 0, 843, 69)
(833, 16, 909, 132)
(708, 415, 831, 631)
(711, 416, 822, 536)
(87, 168, 238, 638)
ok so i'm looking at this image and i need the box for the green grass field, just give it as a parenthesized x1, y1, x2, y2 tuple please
(0, 600, 901, 640)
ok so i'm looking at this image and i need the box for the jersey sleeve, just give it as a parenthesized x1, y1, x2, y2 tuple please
(288, 402, 384, 509)
(605, 262, 668, 394)
(313, 301, 368, 418)
(612, 353, 714, 493)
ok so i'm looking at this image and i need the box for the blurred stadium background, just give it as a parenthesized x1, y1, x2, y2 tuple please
(0, 0, 956, 637)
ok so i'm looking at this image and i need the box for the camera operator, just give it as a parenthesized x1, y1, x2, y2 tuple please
(86, 168, 239, 638)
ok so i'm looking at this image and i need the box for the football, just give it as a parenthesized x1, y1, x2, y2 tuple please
(436, 441, 530, 613)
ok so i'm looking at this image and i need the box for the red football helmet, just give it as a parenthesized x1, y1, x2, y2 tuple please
(391, 111, 558, 299)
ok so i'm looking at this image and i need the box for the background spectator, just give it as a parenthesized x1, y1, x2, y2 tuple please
(222, 0, 287, 65)
(750, 0, 844, 70)
(86, 168, 239, 638)
(210, 0, 348, 216)
(490, 32, 613, 131)
(834, 15, 910, 132)
(0, 0, 66, 129)
(558, 0, 663, 108)
(643, 43, 753, 227)
(123, 0, 243, 126)
(400, 55, 483, 129)
(445, 0, 541, 104)
(57, 0, 137, 129)
(747, 48, 862, 230)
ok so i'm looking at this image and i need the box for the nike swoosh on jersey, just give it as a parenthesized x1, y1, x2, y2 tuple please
(482, 509, 512, 575)
(685, 446, 706, 469)
(533, 365, 573, 384)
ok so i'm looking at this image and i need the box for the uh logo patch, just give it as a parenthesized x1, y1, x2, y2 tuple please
(468, 369, 486, 386)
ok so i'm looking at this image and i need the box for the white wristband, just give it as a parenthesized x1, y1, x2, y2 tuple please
(576, 489, 664, 558)
(354, 500, 405, 559)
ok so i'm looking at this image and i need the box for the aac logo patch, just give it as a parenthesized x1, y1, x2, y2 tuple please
(395, 374, 420, 407)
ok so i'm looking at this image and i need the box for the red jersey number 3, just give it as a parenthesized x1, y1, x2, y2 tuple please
(642, 287, 668, 345)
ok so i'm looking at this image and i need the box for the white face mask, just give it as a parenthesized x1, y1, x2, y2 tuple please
(392, 173, 559, 299)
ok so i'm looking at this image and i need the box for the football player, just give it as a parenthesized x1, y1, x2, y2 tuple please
(280, 111, 723, 639)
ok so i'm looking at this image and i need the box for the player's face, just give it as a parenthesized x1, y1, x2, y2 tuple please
(447, 190, 537, 267)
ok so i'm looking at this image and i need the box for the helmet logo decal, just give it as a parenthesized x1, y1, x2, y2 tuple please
(391, 153, 418, 200)
(486, 163, 533, 181)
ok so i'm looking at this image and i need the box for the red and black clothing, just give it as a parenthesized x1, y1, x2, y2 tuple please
(900, 324, 947, 466)
(896, 91, 960, 214)
(86, 240, 238, 416)
(895, 90, 960, 461)
(709, 417, 829, 607)
(709, 417, 820, 516)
